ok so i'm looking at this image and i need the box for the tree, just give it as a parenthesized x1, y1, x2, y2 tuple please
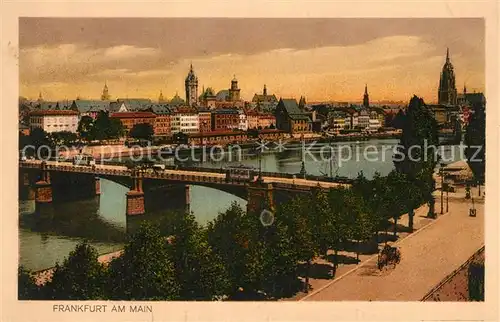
(278, 196, 316, 292)
(394, 95, 439, 219)
(207, 203, 249, 298)
(345, 190, 373, 262)
(160, 210, 228, 300)
(49, 131, 77, 146)
(43, 242, 106, 300)
(391, 109, 406, 129)
(18, 266, 40, 300)
(106, 223, 180, 300)
(465, 102, 485, 195)
(28, 128, 53, 157)
(109, 118, 125, 139)
(130, 123, 154, 141)
(326, 188, 352, 276)
(77, 115, 94, 142)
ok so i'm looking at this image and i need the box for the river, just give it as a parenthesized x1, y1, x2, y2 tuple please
(19, 138, 465, 271)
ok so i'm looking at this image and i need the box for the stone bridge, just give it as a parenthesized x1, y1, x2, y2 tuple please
(19, 160, 350, 216)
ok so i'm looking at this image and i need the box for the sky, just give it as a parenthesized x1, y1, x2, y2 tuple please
(19, 18, 484, 103)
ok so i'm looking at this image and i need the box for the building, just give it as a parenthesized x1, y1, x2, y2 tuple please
(115, 98, 152, 112)
(149, 104, 172, 137)
(428, 104, 449, 125)
(71, 100, 110, 119)
(252, 84, 278, 112)
(29, 110, 79, 134)
(246, 110, 260, 129)
(188, 130, 248, 146)
(198, 109, 212, 133)
(228, 76, 241, 102)
(438, 48, 458, 105)
(368, 111, 382, 132)
(330, 111, 347, 133)
(171, 107, 199, 134)
(238, 110, 248, 131)
(257, 114, 276, 129)
(363, 84, 370, 109)
(185, 64, 199, 107)
(215, 76, 244, 108)
(369, 107, 386, 128)
(109, 111, 156, 134)
(169, 92, 186, 107)
(211, 109, 240, 131)
(357, 109, 370, 130)
(199, 87, 217, 109)
(158, 90, 166, 103)
(457, 86, 486, 108)
(101, 82, 110, 100)
(274, 98, 311, 134)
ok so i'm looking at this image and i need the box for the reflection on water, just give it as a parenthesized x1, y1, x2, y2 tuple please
(19, 139, 465, 271)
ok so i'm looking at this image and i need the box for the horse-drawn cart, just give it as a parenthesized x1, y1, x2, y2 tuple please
(377, 245, 401, 270)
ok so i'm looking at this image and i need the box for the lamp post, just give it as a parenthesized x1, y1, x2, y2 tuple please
(258, 135, 263, 182)
(200, 121, 207, 163)
(440, 163, 444, 215)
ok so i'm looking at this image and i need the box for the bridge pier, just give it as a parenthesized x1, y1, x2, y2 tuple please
(247, 181, 274, 215)
(185, 185, 190, 214)
(126, 176, 145, 216)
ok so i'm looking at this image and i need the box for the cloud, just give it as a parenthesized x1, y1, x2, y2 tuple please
(20, 35, 483, 102)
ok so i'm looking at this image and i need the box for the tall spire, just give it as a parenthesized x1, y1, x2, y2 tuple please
(446, 47, 450, 63)
(263, 84, 267, 96)
(363, 84, 369, 109)
(463, 83, 467, 94)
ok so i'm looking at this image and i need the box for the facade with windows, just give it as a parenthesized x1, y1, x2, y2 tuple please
(171, 108, 199, 134)
(29, 110, 79, 133)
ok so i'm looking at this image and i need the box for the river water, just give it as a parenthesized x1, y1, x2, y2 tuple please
(19, 139, 465, 271)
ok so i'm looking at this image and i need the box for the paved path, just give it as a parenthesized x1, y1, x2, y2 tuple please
(301, 193, 484, 301)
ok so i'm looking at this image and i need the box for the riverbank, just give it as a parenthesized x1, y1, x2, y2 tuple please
(33, 249, 123, 286)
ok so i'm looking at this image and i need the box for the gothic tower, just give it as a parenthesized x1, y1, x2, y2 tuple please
(185, 64, 198, 107)
(228, 75, 241, 101)
(101, 82, 110, 100)
(363, 84, 370, 109)
(158, 90, 165, 103)
(263, 84, 267, 96)
(37, 91, 43, 103)
(438, 48, 457, 105)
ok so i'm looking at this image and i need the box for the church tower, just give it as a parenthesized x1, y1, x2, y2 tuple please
(37, 91, 43, 103)
(363, 84, 370, 109)
(438, 48, 457, 105)
(158, 90, 165, 103)
(228, 75, 241, 101)
(101, 82, 110, 100)
(185, 64, 198, 107)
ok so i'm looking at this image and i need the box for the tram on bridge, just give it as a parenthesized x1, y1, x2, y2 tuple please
(225, 165, 258, 183)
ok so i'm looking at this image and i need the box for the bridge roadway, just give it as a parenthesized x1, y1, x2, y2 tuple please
(20, 160, 349, 190)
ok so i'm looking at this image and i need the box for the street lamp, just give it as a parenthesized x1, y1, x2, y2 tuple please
(440, 163, 444, 215)
(200, 121, 207, 163)
(257, 135, 263, 182)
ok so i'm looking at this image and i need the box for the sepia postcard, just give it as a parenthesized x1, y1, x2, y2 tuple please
(1, 1, 499, 322)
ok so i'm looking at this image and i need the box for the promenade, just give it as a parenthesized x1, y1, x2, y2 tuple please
(299, 185, 484, 301)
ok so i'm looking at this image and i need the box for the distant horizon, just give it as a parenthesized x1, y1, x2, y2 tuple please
(20, 18, 484, 103)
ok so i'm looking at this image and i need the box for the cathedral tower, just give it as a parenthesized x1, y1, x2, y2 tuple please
(438, 48, 457, 105)
(101, 82, 110, 100)
(228, 75, 241, 101)
(363, 84, 369, 109)
(185, 64, 198, 107)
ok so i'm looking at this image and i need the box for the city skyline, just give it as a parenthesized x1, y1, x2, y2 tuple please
(20, 18, 484, 103)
